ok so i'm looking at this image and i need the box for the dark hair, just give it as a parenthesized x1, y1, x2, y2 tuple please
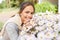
(19, 2, 35, 14)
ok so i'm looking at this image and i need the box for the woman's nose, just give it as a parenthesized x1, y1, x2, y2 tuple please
(27, 13, 32, 19)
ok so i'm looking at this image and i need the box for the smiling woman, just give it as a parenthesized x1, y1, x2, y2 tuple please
(0, 2, 35, 40)
(19, 2, 35, 24)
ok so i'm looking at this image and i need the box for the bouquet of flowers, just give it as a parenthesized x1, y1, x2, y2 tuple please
(19, 12, 60, 40)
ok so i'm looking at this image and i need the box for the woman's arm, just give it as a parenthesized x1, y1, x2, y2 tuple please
(5, 22, 20, 40)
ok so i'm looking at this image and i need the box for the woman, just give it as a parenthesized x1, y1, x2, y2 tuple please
(0, 2, 35, 40)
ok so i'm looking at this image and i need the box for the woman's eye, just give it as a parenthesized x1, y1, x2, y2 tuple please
(31, 12, 34, 14)
(26, 11, 29, 13)
(31, 13, 33, 14)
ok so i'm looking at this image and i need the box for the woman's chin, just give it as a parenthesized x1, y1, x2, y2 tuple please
(24, 21, 29, 24)
(23, 21, 28, 24)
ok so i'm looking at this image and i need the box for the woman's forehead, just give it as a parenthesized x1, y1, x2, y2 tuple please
(23, 5, 34, 12)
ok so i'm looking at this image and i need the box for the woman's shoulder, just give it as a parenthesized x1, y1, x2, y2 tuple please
(0, 22, 19, 37)
(6, 14, 22, 27)
(6, 22, 18, 30)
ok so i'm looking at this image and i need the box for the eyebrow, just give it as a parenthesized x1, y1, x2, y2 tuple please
(26, 10, 34, 13)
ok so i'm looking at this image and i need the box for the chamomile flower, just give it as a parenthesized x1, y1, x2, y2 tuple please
(19, 12, 60, 40)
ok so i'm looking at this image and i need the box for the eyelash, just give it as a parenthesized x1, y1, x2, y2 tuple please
(26, 11, 34, 14)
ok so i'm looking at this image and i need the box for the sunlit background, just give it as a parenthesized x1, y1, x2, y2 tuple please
(0, 0, 58, 30)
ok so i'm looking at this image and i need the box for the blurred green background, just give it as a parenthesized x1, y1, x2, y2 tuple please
(0, 0, 58, 30)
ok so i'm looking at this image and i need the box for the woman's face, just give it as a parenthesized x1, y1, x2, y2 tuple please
(20, 5, 34, 24)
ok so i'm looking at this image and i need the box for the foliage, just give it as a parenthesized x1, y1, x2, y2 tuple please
(35, 2, 58, 13)
(24, 0, 37, 4)
(0, 22, 4, 30)
(0, 1, 7, 9)
(0, 0, 37, 9)
(10, 0, 20, 8)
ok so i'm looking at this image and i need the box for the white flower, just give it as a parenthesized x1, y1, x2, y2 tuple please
(38, 20, 45, 26)
(44, 14, 57, 22)
(45, 32, 54, 39)
(46, 27, 53, 32)
(52, 24, 59, 31)
(57, 22, 60, 31)
(20, 30, 26, 36)
(35, 25, 46, 32)
(53, 32, 58, 37)
(56, 14, 60, 21)
(19, 13, 60, 40)
(37, 32, 45, 40)
(46, 22, 53, 27)
(56, 35, 60, 40)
